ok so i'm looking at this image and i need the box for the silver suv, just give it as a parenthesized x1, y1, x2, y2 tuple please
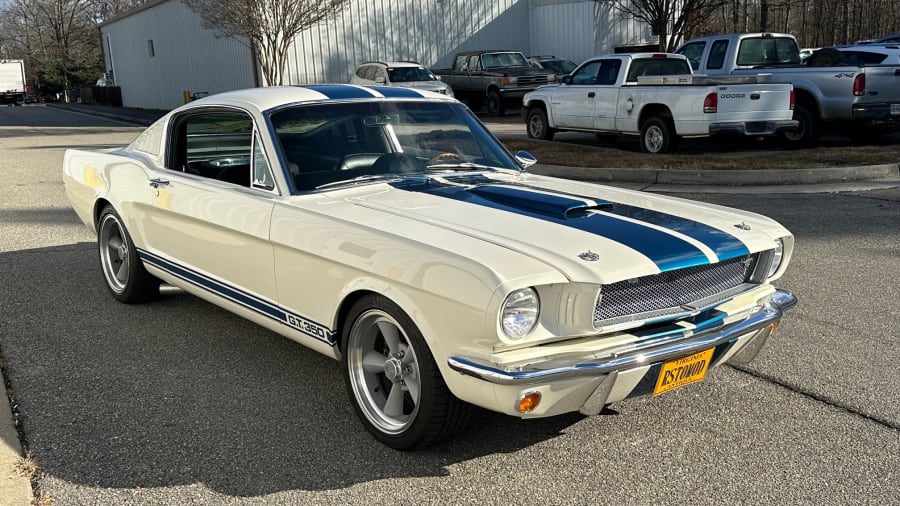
(350, 61, 454, 97)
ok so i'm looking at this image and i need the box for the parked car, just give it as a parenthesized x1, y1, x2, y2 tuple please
(522, 53, 797, 153)
(350, 60, 453, 97)
(828, 44, 900, 65)
(432, 50, 557, 116)
(676, 33, 900, 147)
(527, 55, 578, 78)
(63, 85, 797, 450)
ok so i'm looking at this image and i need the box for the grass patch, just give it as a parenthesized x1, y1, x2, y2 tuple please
(503, 137, 900, 171)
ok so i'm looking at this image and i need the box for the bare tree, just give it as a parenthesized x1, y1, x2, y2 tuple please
(182, 0, 350, 86)
(594, 0, 727, 51)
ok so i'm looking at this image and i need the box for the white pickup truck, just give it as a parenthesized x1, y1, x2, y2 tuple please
(522, 53, 797, 153)
(676, 33, 900, 147)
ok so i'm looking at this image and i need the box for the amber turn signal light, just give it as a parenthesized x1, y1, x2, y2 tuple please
(517, 391, 542, 413)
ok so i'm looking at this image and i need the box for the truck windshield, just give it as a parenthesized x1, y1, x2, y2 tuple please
(482, 52, 529, 68)
(737, 37, 801, 66)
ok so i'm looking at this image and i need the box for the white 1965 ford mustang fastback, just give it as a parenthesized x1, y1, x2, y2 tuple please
(63, 85, 796, 450)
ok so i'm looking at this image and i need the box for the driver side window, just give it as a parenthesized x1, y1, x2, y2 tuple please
(570, 61, 602, 85)
(169, 110, 257, 188)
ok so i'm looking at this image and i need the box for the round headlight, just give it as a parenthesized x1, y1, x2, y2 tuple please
(767, 238, 785, 278)
(500, 288, 540, 340)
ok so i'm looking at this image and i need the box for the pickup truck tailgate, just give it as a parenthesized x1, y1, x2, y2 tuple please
(855, 66, 900, 120)
(713, 84, 793, 121)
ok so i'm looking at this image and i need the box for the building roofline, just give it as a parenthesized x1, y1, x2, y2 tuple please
(99, 0, 173, 28)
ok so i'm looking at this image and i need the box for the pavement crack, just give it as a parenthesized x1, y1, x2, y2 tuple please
(728, 363, 900, 432)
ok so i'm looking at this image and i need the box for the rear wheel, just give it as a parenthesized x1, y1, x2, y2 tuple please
(640, 117, 676, 154)
(526, 108, 556, 140)
(779, 104, 818, 149)
(341, 295, 468, 450)
(97, 205, 159, 303)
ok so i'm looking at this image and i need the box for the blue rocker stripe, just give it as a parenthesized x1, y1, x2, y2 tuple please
(137, 249, 335, 345)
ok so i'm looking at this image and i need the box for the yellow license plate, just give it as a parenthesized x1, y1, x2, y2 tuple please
(653, 348, 714, 396)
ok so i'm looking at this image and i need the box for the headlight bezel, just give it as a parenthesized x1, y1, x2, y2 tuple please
(766, 238, 785, 278)
(499, 287, 540, 340)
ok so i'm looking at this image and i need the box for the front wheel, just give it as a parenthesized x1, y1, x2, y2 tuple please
(341, 295, 468, 450)
(486, 90, 506, 117)
(640, 117, 676, 154)
(97, 205, 159, 303)
(526, 108, 556, 140)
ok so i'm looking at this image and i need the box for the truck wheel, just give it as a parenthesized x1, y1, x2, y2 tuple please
(341, 294, 469, 450)
(486, 91, 505, 117)
(526, 108, 555, 140)
(779, 104, 818, 149)
(640, 117, 675, 154)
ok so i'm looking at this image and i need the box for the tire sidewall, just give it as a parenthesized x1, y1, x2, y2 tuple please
(98, 206, 158, 303)
(486, 91, 505, 117)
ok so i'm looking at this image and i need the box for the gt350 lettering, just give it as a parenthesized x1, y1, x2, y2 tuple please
(287, 314, 329, 340)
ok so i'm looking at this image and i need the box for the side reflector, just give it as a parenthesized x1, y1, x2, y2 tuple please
(517, 391, 542, 413)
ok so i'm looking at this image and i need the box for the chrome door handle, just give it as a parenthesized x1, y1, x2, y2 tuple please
(588, 92, 596, 98)
(149, 178, 170, 188)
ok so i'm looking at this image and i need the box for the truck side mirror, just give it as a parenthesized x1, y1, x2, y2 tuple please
(562, 75, 572, 85)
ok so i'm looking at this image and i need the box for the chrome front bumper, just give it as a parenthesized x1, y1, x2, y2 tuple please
(448, 289, 797, 386)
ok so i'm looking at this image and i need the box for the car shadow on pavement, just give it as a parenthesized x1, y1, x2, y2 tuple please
(0, 244, 586, 497)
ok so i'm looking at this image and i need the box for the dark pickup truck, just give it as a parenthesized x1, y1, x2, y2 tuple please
(432, 50, 557, 116)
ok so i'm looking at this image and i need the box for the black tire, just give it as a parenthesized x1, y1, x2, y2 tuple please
(526, 108, 556, 140)
(779, 104, 818, 149)
(97, 205, 160, 303)
(340, 294, 468, 450)
(640, 117, 675, 154)
(486, 90, 505, 117)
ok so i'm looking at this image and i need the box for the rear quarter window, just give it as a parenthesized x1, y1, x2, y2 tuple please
(838, 51, 888, 65)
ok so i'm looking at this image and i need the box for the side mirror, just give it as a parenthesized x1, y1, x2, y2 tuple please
(515, 151, 537, 168)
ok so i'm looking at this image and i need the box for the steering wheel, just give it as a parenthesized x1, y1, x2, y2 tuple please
(427, 152, 464, 165)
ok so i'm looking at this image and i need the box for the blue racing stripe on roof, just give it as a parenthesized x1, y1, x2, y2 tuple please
(304, 85, 376, 99)
(390, 180, 709, 271)
(369, 86, 426, 98)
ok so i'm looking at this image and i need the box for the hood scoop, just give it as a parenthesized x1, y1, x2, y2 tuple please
(467, 184, 614, 219)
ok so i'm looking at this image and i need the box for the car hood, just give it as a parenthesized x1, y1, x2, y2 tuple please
(320, 172, 788, 284)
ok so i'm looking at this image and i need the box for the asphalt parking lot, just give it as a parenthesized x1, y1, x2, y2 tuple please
(1, 105, 898, 505)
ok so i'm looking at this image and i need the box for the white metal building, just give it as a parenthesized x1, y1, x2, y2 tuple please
(100, 0, 656, 110)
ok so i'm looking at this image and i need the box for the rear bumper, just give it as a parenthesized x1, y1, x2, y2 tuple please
(709, 120, 798, 136)
(852, 102, 900, 122)
(449, 290, 796, 386)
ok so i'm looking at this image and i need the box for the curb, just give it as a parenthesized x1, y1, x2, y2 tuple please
(529, 162, 900, 186)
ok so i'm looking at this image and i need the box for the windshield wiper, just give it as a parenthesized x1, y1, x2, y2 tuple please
(315, 174, 400, 190)
(425, 162, 495, 172)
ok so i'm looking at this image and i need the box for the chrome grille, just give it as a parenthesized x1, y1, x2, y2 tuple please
(593, 254, 759, 329)
(517, 75, 550, 87)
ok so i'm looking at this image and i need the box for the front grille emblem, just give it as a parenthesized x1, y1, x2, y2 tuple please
(578, 250, 600, 262)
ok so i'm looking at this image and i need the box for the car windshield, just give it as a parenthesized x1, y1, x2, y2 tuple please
(387, 66, 435, 82)
(540, 59, 577, 74)
(269, 101, 521, 192)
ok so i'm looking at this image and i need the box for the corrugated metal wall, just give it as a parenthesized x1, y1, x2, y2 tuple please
(529, 0, 655, 65)
(99, 0, 656, 108)
(100, 1, 254, 110)
(283, 0, 530, 84)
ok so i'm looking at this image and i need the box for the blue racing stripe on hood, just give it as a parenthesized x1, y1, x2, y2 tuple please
(604, 205, 750, 261)
(391, 180, 709, 271)
(305, 85, 376, 99)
